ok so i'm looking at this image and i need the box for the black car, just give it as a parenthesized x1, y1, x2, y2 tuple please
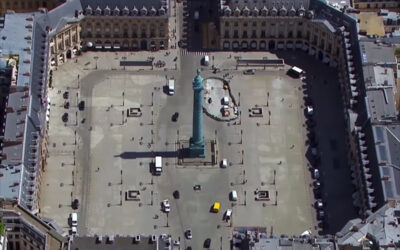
(78, 101, 85, 111)
(62, 113, 69, 122)
(172, 112, 179, 122)
(204, 238, 211, 248)
(63, 91, 69, 99)
(173, 190, 180, 199)
(72, 199, 79, 210)
(64, 102, 70, 109)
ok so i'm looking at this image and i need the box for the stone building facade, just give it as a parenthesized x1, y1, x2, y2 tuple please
(353, 0, 400, 12)
(48, 1, 170, 66)
(218, 0, 343, 66)
(0, 0, 64, 14)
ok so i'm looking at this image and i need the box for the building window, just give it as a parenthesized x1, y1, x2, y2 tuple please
(224, 30, 229, 38)
(260, 30, 266, 38)
(234, 22, 238, 27)
(297, 31, 302, 38)
(233, 30, 238, 38)
(288, 31, 293, 38)
(251, 30, 257, 38)
(243, 31, 248, 38)
(243, 22, 248, 27)
(252, 22, 257, 27)
(225, 22, 229, 27)
(261, 21, 266, 27)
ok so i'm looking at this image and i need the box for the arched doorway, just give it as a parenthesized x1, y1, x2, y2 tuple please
(140, 40, 147, 50)
(66, 50, 71, 59)
(268, 40, 275, 50)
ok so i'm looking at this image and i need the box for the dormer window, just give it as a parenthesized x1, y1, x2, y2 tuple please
(122, 6, 129, 15)
(85, 5, 92, 15)
(279, 6, 287, 16)
(242, 6, 250, 16)
(131, 6, 138, 16)
(270, 6, 277, 16)
(150, 6, 156, 16)
(298, 6, 305, 16)
(158, 7, 165, 15)
(95, 6, 102, 15)
(261, 6, 268, 16)
(140, 6, 148, 16)
(224, 6, 231, 16)
(252, 7, 259, 17)
(289, 6, 296, 16)
(113, 7, 120, 16)
(234, 7, 240, 16)
(104, 6, 111, 16)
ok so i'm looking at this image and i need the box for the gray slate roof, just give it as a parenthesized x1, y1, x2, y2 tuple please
(223, 0, 310, 10)
(80, 0, 165, 10)
(337, 201, 400, 247)
(360, 40, 397, 65)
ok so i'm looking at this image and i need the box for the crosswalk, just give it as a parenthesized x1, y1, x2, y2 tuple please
(180, 49, 209, 56)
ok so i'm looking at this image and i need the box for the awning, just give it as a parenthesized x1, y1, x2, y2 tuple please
(260, 42, 266, 49)
(223, 42, 230, 49)
(277, 43, 284, 49)
(232, 42, 239, 49)
(367, 188, 374, 194)
(359, 132, 365, 138)
(345, 38, 350, 43)
(363, 160, 370, 165)
(113, 45, 120, 49)
(350, 79, 356, 84)
(302, 44, 309, 51)
(351, 86, 357, 92)
(295, 42, 302, 49)
(286, 42, 293, 49)
(361, 153, 368, 160)
(241, 42, 248, 49)
(250, 42, 257, 49)
(345, 43, 351, 48)
(95, 45, 103, 49)
(308, 49, 316, 56)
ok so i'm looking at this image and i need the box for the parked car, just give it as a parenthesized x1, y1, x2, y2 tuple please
(64, 101, 70, 109)
(204, 238, 211, 248)
(78, 101, 85, 111)
(62, 113, 69, 122)
(172, 112, 179, 122)
(162, 199, 170, 213)
(63, 91, 69, 99)
(317, 210, 325, 220)
(313, 181, 321, 189)
(243, 69, 255, 75)
(315, 199, 324, 209)
(72, 199, 79, 210)
(312, 169, 320, 179)
(306, 105, 314, 116)
(220, 159, 228, 168)
(173, 190, 180, 199)
(185, 229, 192, 239)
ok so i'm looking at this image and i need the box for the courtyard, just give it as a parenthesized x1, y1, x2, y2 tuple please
(39, 50, 317, 249)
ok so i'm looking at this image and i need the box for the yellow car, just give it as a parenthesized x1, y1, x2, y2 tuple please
(212, 202, 220, 213)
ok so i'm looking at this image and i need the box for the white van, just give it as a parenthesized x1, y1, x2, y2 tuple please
(288, 66, 305, 78)
(202, 55, 209, 66)
(154, 156, 162, 175)
(222, 96, 229, 105)
(168, 79, 175, 95)
(231, 190, 238, 201)
(225, 209, 232, 221)
(71, 213, 78, 227)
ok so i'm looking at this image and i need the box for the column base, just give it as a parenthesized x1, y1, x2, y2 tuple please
(189, 138, 206, 158)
